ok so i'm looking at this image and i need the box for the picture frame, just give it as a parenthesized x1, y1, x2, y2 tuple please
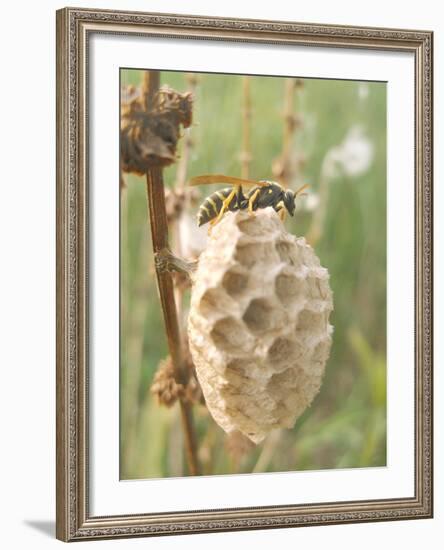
(56, 6, 433, 542)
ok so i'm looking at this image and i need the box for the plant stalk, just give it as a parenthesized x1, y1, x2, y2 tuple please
(240, 76, 252, 179)
(306, 152, 332, 246)
(282, 79, 297, 164)
(175, 74, 197, 191)
(172, 73, 199, 327)
(143, 70, 200, 476)
(275, 78, 297, 188)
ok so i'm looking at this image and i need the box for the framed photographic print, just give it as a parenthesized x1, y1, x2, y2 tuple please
(56, 7, 433, 542)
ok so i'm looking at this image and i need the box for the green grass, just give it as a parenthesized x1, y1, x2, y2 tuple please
(120, 69, 387, 479)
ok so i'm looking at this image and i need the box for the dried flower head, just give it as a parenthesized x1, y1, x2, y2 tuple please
(158, 86, 193, 129)
(150, 357, 183, 408)
(120, 86, 193, 174)
(151, 356, 201, 408)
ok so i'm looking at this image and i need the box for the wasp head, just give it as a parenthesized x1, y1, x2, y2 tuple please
(283, 190, 296, 216)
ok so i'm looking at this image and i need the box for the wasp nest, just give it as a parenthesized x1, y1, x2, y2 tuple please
(188, 208, 333, 444)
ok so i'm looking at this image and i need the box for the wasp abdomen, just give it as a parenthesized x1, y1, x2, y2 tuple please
(197, 187, 239, 226)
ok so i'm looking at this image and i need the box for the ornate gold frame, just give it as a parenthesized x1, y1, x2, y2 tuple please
(56, 7, 433, 542)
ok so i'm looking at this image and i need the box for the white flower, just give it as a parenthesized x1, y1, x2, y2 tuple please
(358, 82, 370, 102)
(321, 125, 374, 181)
(296, 190, 319, 212)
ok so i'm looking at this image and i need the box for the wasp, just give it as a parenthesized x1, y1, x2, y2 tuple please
(189, 174, 308, 227)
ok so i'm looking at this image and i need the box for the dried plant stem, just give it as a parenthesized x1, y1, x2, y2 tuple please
(252, 430, 282, 473)
(272, 78, 300, 188)
(143, 70, 200, 475)
(173, 73, 198, 325)
(306, 164, 330, 246)
(141, 70, 158, 111)
(175, 74, 197, 191)
(240, 77, 252, 179)
(282, 79, 297, 160)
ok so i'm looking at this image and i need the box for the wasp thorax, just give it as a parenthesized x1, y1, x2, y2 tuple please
(188, 208, 333, 444)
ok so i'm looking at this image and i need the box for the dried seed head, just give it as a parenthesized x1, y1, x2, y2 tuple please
(188, 208, 333, 443)
(150, 357, 183, 408)
(120, 87, 193, 174)
(157, 86, 193, 129)
(151, 356, 201, 407)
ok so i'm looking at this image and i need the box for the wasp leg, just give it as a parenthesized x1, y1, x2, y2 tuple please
(237, 185, 247, 204)
(275, 200, 286, 222)
(210, 186, 238, 226)
(248, 188, 261, 214)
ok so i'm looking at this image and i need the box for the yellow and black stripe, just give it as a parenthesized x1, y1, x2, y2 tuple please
(191, 174, 309, 227)
(197, 187, 238, 226)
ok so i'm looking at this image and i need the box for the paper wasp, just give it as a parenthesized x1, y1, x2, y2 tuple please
(189, 174, 308, 226)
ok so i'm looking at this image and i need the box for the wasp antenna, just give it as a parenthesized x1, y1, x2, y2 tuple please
(295, 183, 310, 196)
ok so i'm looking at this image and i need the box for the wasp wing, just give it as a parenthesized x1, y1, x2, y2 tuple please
(188, 174, 267, 188)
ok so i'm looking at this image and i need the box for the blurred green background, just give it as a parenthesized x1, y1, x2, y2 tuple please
(120, 69, 386, 479)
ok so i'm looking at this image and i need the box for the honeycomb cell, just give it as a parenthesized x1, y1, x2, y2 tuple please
(235, 242, 275, 268)
(268, 337, 297, 365)
(225, 359, 266, 384)
(275, 272, 305, 304)
(224, 360, 262, 393)
(210, 317, 248, 353)
(275, 240, 294, 263)
(267, 369, 297, 402)
(242, 298, 274, 333)
(222, 268, 248, 297)
(312, 338, 332, 365)
(297, 308, 326, 332)
(199, 288, 220, 315)
(268, 367, 299, 391)
(238, 216, 267, 237)
(307, 275, 329, 300)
